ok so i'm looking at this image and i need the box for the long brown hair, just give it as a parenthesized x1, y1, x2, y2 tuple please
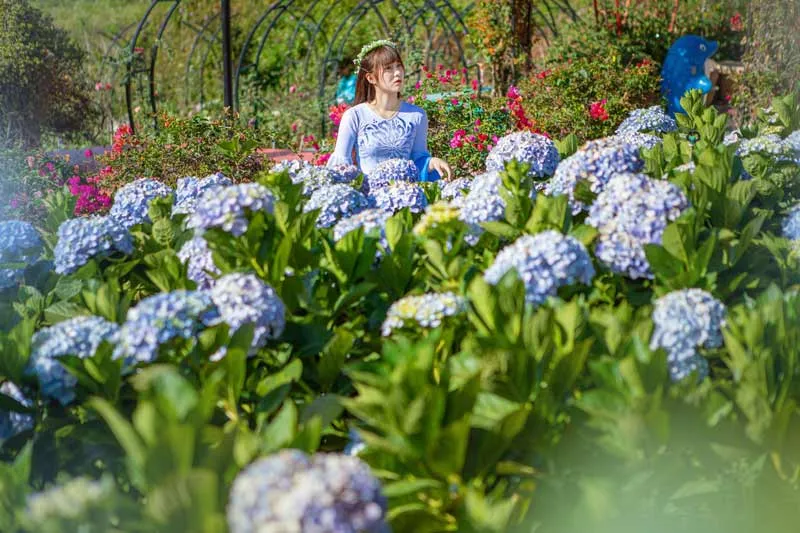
(354, 45, 405, 105)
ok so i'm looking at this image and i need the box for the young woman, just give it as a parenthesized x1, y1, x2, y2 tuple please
(326, 40, 452, 181)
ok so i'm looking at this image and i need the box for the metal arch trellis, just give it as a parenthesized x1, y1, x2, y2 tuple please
(115, 0, 580, 135)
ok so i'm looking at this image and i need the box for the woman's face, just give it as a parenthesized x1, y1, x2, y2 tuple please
(369, 62, 404, 94)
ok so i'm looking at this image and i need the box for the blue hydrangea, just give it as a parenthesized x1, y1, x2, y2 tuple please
(113, 290, 220, 365)
(616, 106, 677, 135)
(650, 288, 726, 382)
(227, 450, 388, 533)
(368, 181, 427, 214)
(209, 273, 285, 359)
(329, 164, 362, 184)
(484, 230, 595, 306)
(109, 178, 173, 228)
(0, 381, 34, 441)
(291, 164, 361, 195)
(587, 173, 688, 279)
(612, 131, 662, 150)
(172, 173, 233, 216)
(737, 133, 797, 163)
(29, 316, 120, 405)
(381, 292, 468, 336)
(187, 183, 275, 237)
(440, 177, 473, 204)
(304, 184, 371, 228)
(364, 158, 418, 193)
(485, 131, 560, 178)
(545, 137, 645, 214)
(782, 203, 800, 241)
(333, 208, 391, 250)
(458, 170, 507, 244)
(344, 428, 366, 457)
(177, 235, 219, 289)
(54, 216, 134, 275)
(0, 220, 43, 289)
(272, 160, 309, 178)
(785, 130, 800, 155)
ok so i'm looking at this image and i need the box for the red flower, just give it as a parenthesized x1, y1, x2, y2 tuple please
(730, 12, 743, 32)
(589, 99, 609, 121)
(507, 85, 521, 99)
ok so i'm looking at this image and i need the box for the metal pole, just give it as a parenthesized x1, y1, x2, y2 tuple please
(221, 0, 234, 111)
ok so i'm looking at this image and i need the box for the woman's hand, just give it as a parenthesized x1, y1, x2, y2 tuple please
(428, 157, 452, 180)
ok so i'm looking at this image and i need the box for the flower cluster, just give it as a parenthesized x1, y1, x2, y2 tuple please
(440, 177, 473, 203)
(381, 292, 468, 336)
(0, 220, 43, 289)
(26, 476, 118, 530)
(188, 183, 276, 236)
(368, 181, 427, 214)
(413, 202, 463, 238)
(458, 171, 507, 244)
(737, 134, 797, 161)
(506, 85, 536, 130)
(173, 173, 233, 215)
(113, 290, 220, 365)
(109, 178, 173, 228)
(485, 132, 559, 178)
(209, 273, 285, 358)
(589, 99, 609, 121)
(0, 381, 34, 441)
(613, 130, 661, 150)
(29, 316, 120, 405)
(782, 203, 800, 241)
(67, 176, 112, 215)
(545, 136, 645, 213)
(586, 173, 688, 279)
(364, 158, 418, 193)
(650, 289, 726, 382)
(333, 208, 392, 251)
(227, 450, 387, 533)
(272, 160, 308, 178)
(615, 106, 677, 135)
(304, 184, 370, 228)
(178, 236, 220, 289)
(54, 216, 134, 275)
(484, 230, 595, 306)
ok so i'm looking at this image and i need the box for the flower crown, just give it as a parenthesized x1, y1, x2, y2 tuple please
(353, 39, 398, 71)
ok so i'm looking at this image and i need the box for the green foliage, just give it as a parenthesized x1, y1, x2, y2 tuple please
(0, 0, 97, 148)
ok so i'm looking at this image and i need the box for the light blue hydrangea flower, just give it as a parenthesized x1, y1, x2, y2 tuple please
(458, 171, 506, 244)
(272, 160, 309, 178)
(54, 216, 134, 275)
(0, 220, 43, 289)
(172, 173, 233, 216)
(612, 130, 662, 150)
(0, 381, 34, 441)
(177, 235, 219, 290)
(484, 230, 595, 306)
(545, 137, 645, 214)
(329, 164, 362, 184)
(723, 130, 741, 146)
(737, 134, 795, 159)
(29, 316, 120, 405)
(616, 106, 677, 135)
(440, 177, 473, 204)
(368, 181, 427, 214)
(291, 164, 361, 195)
(650, 288, 726, 382)
(344, 428, 366, 457)
(381, 292, 468, 336)
(485, 131, 560, 178)
(364, 158, 418, 193)
(109, 178, 173, 228)
(785, 130, 800, 155)
(783, 203, 800, 241)
(227, 450, 388, 533)
(113, 290, 220, 365)
(187, 183, 275, 237)
(26, 476, 117, 529)
(333, 208, 391, 250)
(304, 184, 370, 228)
(587, 173, 688, 279)
(209, 273, 285, 359)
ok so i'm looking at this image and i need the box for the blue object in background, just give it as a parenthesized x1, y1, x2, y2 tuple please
(336, 74, 356, 104)
(660, 35, 718, 116)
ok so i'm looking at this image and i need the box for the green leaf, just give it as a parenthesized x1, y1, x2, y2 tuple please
(43, 301, 87, 325)
(261, 400, 298, 453)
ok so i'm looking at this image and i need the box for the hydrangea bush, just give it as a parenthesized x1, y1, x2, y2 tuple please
(109, 178, 173, 228)
(53, 216, 134, 275)
(172, 173, 233, 216)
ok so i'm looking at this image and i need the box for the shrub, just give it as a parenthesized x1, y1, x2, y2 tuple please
(0, 0, 97, 148)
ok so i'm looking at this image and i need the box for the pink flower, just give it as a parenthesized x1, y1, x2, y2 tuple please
(407, 95, 416, 103)
(474, 119, 481, 127)
(289, 85, 297, 94)
(451, 98, 459, 106)
(84, 149, 94, 159)
(414, 80, 421, 89)
(105, 82, 112, 90)
(10, 199, 18, 209)
(471, 79, 479, 92)
(589, 99, 609, 121)
(95, 82, 103, 91)
(507, 85, 521, 99)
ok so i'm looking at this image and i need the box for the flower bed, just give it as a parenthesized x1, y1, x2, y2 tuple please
(1, 90, 800, 532)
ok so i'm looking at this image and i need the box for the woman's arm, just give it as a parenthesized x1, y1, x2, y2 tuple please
(326, 108, 358, 167)
(410, 110, 438, 182)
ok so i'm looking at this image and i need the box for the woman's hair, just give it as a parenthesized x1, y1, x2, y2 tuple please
(354, 45, 405, 105)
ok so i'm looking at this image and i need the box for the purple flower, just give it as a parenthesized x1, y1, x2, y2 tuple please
(304, 184, 371, 228)
(485, 131, 559, 177)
